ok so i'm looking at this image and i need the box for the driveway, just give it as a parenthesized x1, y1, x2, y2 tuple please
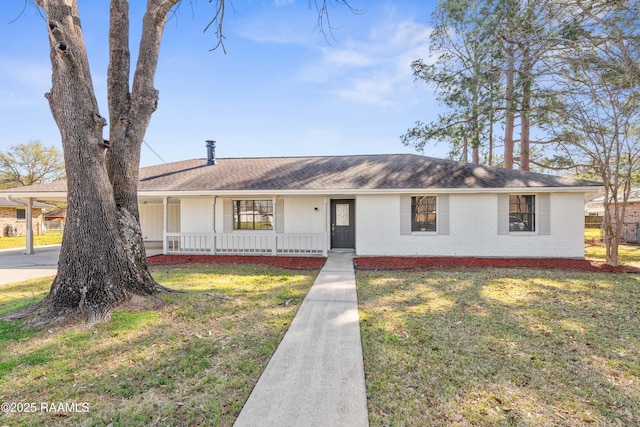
(0, 244, 164, 286)
(0, 245, 61, 285)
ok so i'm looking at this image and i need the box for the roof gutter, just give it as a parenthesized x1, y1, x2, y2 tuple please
(0, 185, 603, 201)
(6, 194, 16, 203)
(0, 191, 68, 201)
(137, 185, 603, 198)
(6, 194, 26, 206)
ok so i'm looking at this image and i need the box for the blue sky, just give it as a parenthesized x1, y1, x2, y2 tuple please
(0, 1, 443, 167)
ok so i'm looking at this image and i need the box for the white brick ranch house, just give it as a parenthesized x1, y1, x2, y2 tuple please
(0, 154, 601, 258)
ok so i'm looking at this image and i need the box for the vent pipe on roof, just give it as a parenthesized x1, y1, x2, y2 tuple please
(206, 140, 216, 165)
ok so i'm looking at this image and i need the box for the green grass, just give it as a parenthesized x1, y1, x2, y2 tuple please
(1, 233, 638, 426)
(584, 227, 602, 240)
(585, 243, 640, 266)
(584, 228, 640, 267)
(357, 269, 640, 426)
(0, 264, 317, 426)
(0, 233, 63, 250)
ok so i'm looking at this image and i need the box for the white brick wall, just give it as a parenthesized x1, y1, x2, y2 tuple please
(181, 198, 214, 233)
(163, 193, 585, 258)
(356, 193, 585, 258)
(284, 198, 326, 234)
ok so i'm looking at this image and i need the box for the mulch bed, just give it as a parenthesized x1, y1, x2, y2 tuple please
(148, 254, 638, 273)
(354, 256, 640, 273)
(147, 254, 326, 270)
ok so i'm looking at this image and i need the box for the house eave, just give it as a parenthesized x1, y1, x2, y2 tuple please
(138, 185, 602, 198)
(0, 192, 68, 201)
(0, 186, 602, 202)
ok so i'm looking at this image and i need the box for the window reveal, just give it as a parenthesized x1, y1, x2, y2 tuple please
(233, 200, 273, 230)
(509, 195, 535, 232)
(411, 196, 437, 232)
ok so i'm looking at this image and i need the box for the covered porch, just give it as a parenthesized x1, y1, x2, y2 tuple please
(140, 194, 340, 257)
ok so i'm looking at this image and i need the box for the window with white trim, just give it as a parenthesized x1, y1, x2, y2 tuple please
(412, 196, 437, 232)
(509, 195, 535, 232)
(233, 200, 273, 230)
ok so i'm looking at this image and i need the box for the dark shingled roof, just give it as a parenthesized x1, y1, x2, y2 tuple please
(0, 154, 601, 194)
(135, 154, 600, 191)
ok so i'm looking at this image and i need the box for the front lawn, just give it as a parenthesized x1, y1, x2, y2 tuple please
(0, 233, 63, 250)
(0, 264, 317, 426)
(357, 268, 640, 426)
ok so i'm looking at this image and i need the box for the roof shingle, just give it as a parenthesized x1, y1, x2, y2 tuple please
(0, 154, 601, 194)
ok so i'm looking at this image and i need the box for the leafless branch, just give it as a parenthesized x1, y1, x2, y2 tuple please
(311, 0, 365, 43)
(203, 0, 229, 53)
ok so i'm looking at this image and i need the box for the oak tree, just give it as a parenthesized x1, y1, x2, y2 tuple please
(4, 0, 352, 327)
(0, 140, 65, 189)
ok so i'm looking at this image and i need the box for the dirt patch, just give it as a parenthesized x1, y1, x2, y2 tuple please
(354, 256, 639, 273)
(123, 294, 166, 311)
(147, 254, 326, 270)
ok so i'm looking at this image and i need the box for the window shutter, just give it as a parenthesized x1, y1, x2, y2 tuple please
(437, 195, 450, 235)
(223, 199, 233, 233)
(538, 193, 550, 235)
(497, 194, 509, 235)
(276, 198, 284, 233)
(400, 196, 412, 235)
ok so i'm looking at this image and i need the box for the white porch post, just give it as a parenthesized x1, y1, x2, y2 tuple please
(211, 197, 217, 255)
(323, 197, 329, 257)
(272, 196, 278, 256)
(162, 197, 168, 255)
(25, 197, 34, 255)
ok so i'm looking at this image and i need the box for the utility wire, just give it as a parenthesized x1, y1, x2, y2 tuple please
(143, 139, 167, 164)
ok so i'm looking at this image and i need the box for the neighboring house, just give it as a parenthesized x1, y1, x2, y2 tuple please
(0, 153, 601, 258)
(43, 207, 66, 233)
(585, 188, 640, 242)
(0, 197, 54, 237)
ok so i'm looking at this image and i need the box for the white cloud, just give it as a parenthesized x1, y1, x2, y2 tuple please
(323, 48, 374, 68)
(0, 58, 51, 91)
(299, 18, 432, 107)
(274, 0, 295, 6)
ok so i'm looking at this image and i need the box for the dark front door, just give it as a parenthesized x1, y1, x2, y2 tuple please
(331, 199, 355, 249)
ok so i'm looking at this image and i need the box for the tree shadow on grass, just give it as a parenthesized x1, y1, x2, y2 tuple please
(0, 265, 317, 427)
(357, 268, 640, 426)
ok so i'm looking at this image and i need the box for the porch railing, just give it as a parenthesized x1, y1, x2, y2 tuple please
(166, 232, 212, 253)
(164, 232, 326, 256)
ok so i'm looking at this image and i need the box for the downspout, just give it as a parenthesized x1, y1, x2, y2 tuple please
(212, 196, 217, 255)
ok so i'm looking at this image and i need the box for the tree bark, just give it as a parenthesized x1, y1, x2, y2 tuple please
(503, 44, 516, 169)
(7, 0, 175, 327)
(519, 52, 533, 171)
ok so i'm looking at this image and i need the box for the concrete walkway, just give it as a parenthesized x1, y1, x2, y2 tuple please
(234, 251, 369, 427)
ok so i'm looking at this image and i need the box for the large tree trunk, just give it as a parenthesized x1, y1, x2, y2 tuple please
(105, 0, 173, 296)
(5, 0, 175, 327)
